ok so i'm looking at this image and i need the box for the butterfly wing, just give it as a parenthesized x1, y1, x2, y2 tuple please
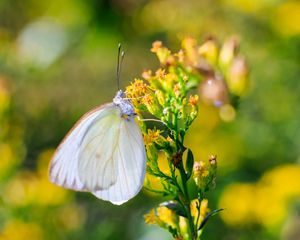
(92, 116, 146, 205)
(50, 102, 146, 205)
(77, 106, 122, 191)
(48, 103, 113, 191)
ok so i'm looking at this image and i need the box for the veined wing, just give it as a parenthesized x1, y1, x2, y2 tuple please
(48, 103, 113, 191)
(92, 116, 146, 205)
(77, 106, 122, 191)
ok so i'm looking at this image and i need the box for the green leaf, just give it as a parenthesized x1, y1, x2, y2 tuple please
(186, 149, 194, 180)
(160, 201, 187, 218)
(198, 208, 224, 230)
(179, 129, 186, 142)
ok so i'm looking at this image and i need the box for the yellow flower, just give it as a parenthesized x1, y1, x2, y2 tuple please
(142, 94, 154, 106)
(173, 83, 181, 97)
(193, 161, 210, 189)
(182, 37, 198, 64)
(175, 50, 185, 63)
(155, 68, 166, 79)
(190, 199, 209, 227)
(151, 41, 163, 53)
(157, 206, 178, 229)
(219, 37, 239, 69)
(141, 94, 162, 116)
(142, 70, 152, 80)
(190, 199, 200, 220)
(151, 41, 171, 64)
(155, 90, 165, 106)
(144, 129, 164, 146)
(227, 56, 249, 96)
(193, 161, 209, 177)
(198, 38, 219, 65)
(126, 79, 148, 98)
(189, 95, 199, 106)
(200, 199, 209, 217)
(144, 208, 159, 225)
(162, 72, 178, 92)
(208, 155, 217, 166)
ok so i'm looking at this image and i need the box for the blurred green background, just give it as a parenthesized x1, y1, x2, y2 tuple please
(0, 0, 300, 239)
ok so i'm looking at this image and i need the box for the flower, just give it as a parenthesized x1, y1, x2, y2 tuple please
(151, 41, 171, 65)
(126, 79, 148, 98)
(143, 129, 164, 146)
(151, 41, 163, 53)
(198, 38, 219, 65)
(219, 36, 239, 68)
(144, 208, 160, 225)
(157, 206, 178, 229)
(190, 198, 209, 227)
(199, 77, 228, 107)
(142, 70, 152, 80)
(227, 56, 249, 96)
(193, 161, 209, 178)
(144, 207, 178, 230)
(144, 96, 162, 116)
(173, 83, 181, 97)
(188, 95, 199, 106)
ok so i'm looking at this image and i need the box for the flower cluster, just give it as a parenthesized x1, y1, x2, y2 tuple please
(126, 38, 248, 240)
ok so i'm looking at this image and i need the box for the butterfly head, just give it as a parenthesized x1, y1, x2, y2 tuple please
(113, 90, 136, 118)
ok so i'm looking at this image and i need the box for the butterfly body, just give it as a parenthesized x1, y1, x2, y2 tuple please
(49, 90, 146, 205)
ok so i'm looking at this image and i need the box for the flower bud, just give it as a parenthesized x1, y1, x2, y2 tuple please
(193, 161, 209, 188)
(142, 94, 162, 117)
(182, 37, 198, 64)
(179, 216, 189, 238)
(198, 38, 219, 65)
(200, 199, 209, 217)
(190, 199, 200, 223)
(219, 37, 239, 69)
(187, 95, 199, 118)
(142, 70, 152, 80)
(227, 56, 249, 96)
(151, 41, 171, 65)
(126, 79, 148, 98)
(173, 83, 181, 98)
(144, 209, 158, 225)
(157, 206, 178, 229)
(208, 155, 217, 175)
(199, 77, 228, 107)
(188, 95, 199, 106)
(208, 155, 217, 166)
(155, 90, 165, 106)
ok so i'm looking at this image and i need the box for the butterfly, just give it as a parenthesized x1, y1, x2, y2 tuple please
(49, 46, 146, 205)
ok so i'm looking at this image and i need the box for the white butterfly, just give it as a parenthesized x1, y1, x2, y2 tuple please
(49, 90, 146, 205)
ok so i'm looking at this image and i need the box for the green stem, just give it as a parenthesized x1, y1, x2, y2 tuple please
(172, 110, 198, 239)
(178, 162, 196, 239)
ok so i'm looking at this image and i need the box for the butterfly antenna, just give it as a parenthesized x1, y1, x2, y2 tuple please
(116, 43, 125, 91)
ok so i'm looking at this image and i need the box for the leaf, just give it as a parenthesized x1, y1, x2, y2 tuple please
(186, 149, 194, 180)
(160, 201, 187, 218)
(179, 129, 186, 142)
(198, 208, 224, 230)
